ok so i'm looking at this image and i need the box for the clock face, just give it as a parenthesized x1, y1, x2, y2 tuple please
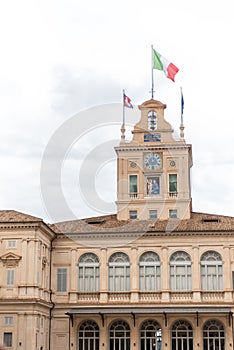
(144, 153, 161, 170)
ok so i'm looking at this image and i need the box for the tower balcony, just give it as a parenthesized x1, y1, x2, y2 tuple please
(168, 191, 178, 198)
(129, 192, 179, 199)
(129, 192, 139, 199)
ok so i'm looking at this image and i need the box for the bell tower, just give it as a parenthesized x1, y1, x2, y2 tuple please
(115, 99, 192, 220)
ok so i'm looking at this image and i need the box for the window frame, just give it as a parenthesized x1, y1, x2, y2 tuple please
(140, 320, 162, 350)
(149, 210, 158, 219)
(6, 269, 15, 287)
(56, 267, 67, 293)
(108, 253, 130, 292)
(7, 240, 17, 248)
(171, 320, 193, 350)
(109, 320, 130, 350)
(170, 251, 192, 291)
(203, 320, 225, 350)
(4, 316, 13, 325)
(139, 252, 161, 291)
(129, 175, 138, 198)
(129, 210, 137, 219)
(78, 253, 100, 292)
(4, 332, 13, 347)
(78, 320, 99, 350)
(200, 251, 223, 291)
(169, 209, 178, 219)
(169, 174, 178, 196)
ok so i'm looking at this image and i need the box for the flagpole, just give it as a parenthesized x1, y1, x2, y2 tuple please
(151, 45, 154, 99)
(123, 89, 125, 126)
(121, 89, 126, 142)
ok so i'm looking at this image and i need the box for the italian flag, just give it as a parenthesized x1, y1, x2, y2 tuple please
(153, 49, 179, 82)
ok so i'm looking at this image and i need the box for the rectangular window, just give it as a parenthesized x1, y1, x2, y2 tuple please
(169, 209, 178, 219)
(129, 175, 138, 197)
(129, 210, 137, 219)
(146, 176, 160, 195)
(6, 269, 15, 287)
(7, 240, 16, 248)
(149, 210, 157, 219)
(4, 317, 13, 325)
(57, 268, 67, 292)
(4, 332, 12, 347)
(169, 174, 177, 194)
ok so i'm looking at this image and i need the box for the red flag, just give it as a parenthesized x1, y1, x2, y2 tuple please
(124, 94, 133, 108)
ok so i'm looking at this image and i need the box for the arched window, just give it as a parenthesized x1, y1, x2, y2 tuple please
(200, 251, 223, 290)
(78, 320, 99, 350)
(148, 111, 157, 130)
(139, 252, 161, 291)
(170, 251, 192, 290)
(78, 253, 99, 292)
(109, 320, 130, 350)
(140, 320, 162, 350)
(203, 320, 225, 350)
(171, 320, 193, 350)
(109, 252, 130, 291)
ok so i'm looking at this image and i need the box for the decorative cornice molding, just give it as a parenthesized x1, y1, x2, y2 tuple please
(115, 144, 192, 152)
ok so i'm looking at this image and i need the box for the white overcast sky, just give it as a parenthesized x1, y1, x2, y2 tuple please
(0, 0, 233, 223)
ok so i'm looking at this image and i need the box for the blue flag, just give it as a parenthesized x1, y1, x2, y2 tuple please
(181, 87, 184, 121)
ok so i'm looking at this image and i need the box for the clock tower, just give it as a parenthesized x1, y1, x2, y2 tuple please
(115, 99, 192, 220)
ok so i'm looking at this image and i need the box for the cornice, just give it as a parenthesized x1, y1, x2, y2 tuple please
(115, 144, 192, 152)
(0, 223, 40, 230)
(55, 229, 234, 241)
(0, 222, 56, 239)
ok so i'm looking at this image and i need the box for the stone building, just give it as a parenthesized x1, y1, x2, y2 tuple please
(0, 98, 234, 350)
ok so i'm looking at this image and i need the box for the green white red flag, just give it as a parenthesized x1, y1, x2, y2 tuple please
(153, 49, 179, 82)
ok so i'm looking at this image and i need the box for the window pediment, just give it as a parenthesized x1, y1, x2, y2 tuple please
(0, 252, 22, 267)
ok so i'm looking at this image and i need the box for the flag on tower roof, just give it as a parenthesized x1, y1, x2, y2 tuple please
(153, 48, 179, 82)
(124, 94, 133, 108)
(181, 87, 184, 119)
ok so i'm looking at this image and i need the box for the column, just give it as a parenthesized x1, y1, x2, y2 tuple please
(161, 247, 169, 302)
(130, 247, 139, 302)
(100, 248, 108, 303)
(223, 246, 232, 301)
(19, 239, 28, 296)
(70, 249, 77, 302)
(192, 245, 201, 302)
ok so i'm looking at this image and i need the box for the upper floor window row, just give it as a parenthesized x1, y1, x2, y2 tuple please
(56, 250, 223, 293)
(76, 250, 222, 265)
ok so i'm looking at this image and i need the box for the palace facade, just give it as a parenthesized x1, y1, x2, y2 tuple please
(0, 98, 234, 350)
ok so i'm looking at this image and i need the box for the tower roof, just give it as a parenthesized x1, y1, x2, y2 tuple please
(139, 99, 166, 109)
